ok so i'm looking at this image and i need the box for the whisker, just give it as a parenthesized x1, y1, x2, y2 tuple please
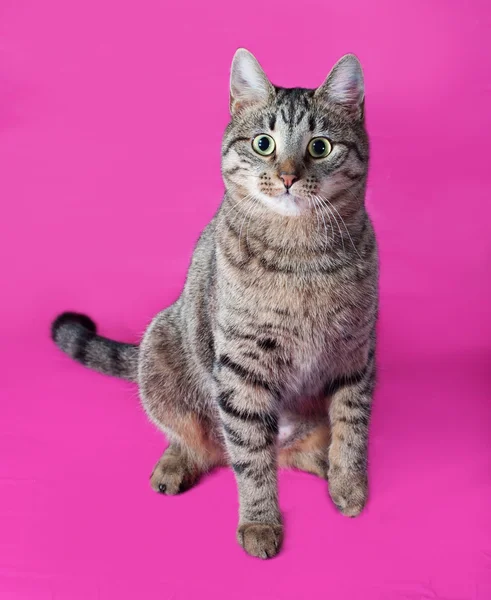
(333, 182, 364, 206)
(311, 195, 330, 249)
(319, 194, 362, 259)
(316, 195, 345, 255)
(221, 193, 254, 216)
(238, 196, 260, 255)
(220, 193, 254, 225)
(309, 195, 322, 243)
(245, 196, 262, 251)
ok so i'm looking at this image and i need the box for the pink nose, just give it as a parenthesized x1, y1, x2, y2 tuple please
(279, 173, 298, 189)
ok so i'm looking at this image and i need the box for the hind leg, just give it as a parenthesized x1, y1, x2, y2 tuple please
(140, 312, 225, 495)
(279, 422, 330, 479)
(150, 443, 204, 495)
(146, 411, 225, 495)
(144, 403, 225, 495)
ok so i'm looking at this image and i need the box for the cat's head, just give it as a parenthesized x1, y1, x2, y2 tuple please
(222, 49, 368, 217)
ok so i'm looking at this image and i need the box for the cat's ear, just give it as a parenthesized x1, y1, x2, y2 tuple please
(230, 49, 274, 115)
(315, 54, 364, 118)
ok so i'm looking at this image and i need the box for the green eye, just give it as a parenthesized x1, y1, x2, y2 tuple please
(252, 134, 276, 156)
(308, 137, 332, 158)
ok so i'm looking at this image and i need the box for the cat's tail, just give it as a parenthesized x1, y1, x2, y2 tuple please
(51, 312, 139, 382)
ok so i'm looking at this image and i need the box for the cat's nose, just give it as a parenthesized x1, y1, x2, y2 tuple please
(279, 172, 298, 190)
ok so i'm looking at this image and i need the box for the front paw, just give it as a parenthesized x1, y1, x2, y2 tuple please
(328, 468, 367, 517)
(237, 522, 283, 559)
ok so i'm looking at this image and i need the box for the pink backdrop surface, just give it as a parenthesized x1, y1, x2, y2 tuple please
(1, 1, 491, 598)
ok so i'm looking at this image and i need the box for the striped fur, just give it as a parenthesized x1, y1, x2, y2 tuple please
(51, 50, 378, 559)
(51, 313, 139, 381)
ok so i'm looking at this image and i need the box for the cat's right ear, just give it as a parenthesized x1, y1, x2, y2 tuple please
(230, 49, 274, 115)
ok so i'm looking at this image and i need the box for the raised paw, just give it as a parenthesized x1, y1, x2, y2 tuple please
(150, 448, 200, 496)
(328, 469, 368, 517)
(237, 523, 283, 559)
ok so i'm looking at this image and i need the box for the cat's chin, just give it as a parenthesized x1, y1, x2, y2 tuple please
(259, 192, 311, 217)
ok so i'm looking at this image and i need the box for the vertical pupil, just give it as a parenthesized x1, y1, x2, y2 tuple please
(258, 137, 270, 151)
(313, 140, 326, 155)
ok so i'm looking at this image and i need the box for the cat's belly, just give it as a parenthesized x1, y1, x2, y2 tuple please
(276, 402, 329, 449)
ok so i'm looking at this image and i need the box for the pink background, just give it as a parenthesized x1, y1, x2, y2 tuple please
(1, 0, 491, 598)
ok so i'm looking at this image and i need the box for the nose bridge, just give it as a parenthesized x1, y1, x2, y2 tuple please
(276, 130, 304, 184)
(278, 158, 297, 177)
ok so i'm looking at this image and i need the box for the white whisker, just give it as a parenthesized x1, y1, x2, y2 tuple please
(220, 193, 254, 226)
(319, 194, 362, 259)
(245, 196, 263, 251)
(238, 196, 260, 255)
(311, 195, 330, 249)
(308, 195, 320, 238)
(316, 195, 345, 255)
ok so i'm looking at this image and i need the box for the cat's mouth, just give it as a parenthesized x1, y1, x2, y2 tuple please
(273, 192, 311, 214)
(278, 191, 308, 204)
(277, 191, 298, 200)
(257, 189, 313, 217)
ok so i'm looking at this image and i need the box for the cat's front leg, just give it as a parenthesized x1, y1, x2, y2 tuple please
(215, 355, 282, 559)
(327, 346, 376, 517)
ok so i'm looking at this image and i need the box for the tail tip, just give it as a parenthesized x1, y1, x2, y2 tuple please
(51, 312, 97, 341)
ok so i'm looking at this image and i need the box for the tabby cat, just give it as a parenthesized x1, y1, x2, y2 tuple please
(52, 49, 378, 559)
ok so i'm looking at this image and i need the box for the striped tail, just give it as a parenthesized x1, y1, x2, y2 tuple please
(51, 312, 139, 382)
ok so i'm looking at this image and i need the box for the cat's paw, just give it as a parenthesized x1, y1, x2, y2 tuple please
(237, 522, 283, 559)
(150, 450, 199, 495)
(328, 469, 367, 517)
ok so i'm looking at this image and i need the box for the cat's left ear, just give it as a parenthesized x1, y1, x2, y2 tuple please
(230, 49, 274, 115)
(315, 54, 365, 119)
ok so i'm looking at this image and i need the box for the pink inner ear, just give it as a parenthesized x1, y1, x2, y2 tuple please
(329, 71, 363, 105)
(230, 50, 273, 114)
(317, 56, 364, 111)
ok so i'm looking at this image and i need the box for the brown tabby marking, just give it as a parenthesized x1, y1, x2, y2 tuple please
(174, 414, 225, 465)
(51, 49, 378, 559)
(150, 444, 202, 495)
(279, 424, 330, 478)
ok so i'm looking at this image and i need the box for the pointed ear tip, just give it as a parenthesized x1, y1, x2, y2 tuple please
(339, 53, 363, 69)
(233, 48, 254, 60)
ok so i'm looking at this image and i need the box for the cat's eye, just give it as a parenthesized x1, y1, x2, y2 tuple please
(252, 134, 276, 156)
(308, 137, 332, 159)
